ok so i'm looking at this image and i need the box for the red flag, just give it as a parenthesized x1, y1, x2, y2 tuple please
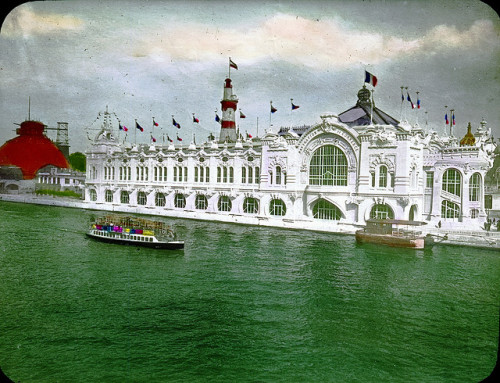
(240, 111, 246, 118)
(193, 115, 200, 123)
(229, 59, 238, 70)
(153, 118, 159, 126)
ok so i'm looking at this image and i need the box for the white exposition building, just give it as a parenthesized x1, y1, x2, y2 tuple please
(84, 74, 496, 232)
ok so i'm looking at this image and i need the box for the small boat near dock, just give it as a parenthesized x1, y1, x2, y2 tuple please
(356, 219, 433, 249)
(86, 214, 184, 250)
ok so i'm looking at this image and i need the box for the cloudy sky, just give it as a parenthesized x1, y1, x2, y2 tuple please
(1, 0, 499, 153)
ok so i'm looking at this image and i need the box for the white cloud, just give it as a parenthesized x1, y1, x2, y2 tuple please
(128, 14, 498, 69)
(1, 6, 84, 37)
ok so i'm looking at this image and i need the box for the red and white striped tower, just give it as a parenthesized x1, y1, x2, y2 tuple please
(219, 60, 239, 142)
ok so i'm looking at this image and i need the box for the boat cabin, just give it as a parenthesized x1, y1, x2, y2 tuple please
(364, 219, 427, 236)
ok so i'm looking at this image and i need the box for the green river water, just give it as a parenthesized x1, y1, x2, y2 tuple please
(0, 201, 498, 382)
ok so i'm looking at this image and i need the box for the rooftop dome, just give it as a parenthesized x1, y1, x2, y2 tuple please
(459, 122, 476, 147)
(0, 120, 69, 179)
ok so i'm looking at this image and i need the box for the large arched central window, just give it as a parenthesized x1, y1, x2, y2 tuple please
(442, 169, 461, 196)
(309, 145, 348, 186)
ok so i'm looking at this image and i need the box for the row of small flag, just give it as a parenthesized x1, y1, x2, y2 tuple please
(402, 91, 421, 110)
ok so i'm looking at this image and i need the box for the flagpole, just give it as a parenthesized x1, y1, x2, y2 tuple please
(370, 89, 374, 125)
(134, 119, 137, 145)
(269, 101, 273, 132)
(450, 109, 454, 137)
(415, 92, 419, 126)
(399, 86, 404, 122)
(444, 105, 448, 136)
(228, 57, 231, 79)
(256, 117, 259, 138)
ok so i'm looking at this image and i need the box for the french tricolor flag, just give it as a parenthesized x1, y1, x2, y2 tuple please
(364, 70, 378, 87)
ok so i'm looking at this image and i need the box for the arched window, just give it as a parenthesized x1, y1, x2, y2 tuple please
(370, 204, 394, 220)
(270, 199, 286, 216)
(243, 197, 259, 214)
(276, 166, 282, 185)
(409, 205, 418, 221)
(441, 200, 460, 219)
(442, 169, 461, 196)
(309, 145, 348, 186)
(195, 194, 208, 210)
(223, 167, 228, 183)
(242, 167, 247, 184)
(312, 199, 343, 220)
(137, 191, 147, 206)
(174, 193, 186, 208)
(105, 189, 113, 203)
(218, 196, 232, 212)
(89, 189, 97, 201)
(469, 173, 481, 202)
(120, 191, 129, 204)
(155, 192, 165, 207)
(379, 166, 388, 188)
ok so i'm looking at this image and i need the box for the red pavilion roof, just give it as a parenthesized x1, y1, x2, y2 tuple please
(0, 120, 69, 180)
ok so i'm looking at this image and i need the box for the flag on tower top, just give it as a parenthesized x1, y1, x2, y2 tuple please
(151, 135, 156, 143)
(119, 123, 128, 132)
(364, 70, 378, 87)
(271, 103, 277, 113)
(177, 135, 183, 141)
(153, 118, 159, 126)
(229, 59, 238, 70)
(135, 121, 144, 132)
(172, 118, 181, 129)
(215, 113, 220, 122)
(240, 111, 246, 118)
(407, 93, 415, 109)
(167, 135, 173, 143)
(193, 115, 199, 123)
(291, 101, 300, 110)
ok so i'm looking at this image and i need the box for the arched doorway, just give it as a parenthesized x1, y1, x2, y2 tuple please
(409, 205, 418, 221)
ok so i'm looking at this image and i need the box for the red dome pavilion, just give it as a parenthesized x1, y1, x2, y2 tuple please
(0, 120, 69, 180)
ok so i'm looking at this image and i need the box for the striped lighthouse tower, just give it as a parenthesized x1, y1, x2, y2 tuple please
(219, 61, 239, 143)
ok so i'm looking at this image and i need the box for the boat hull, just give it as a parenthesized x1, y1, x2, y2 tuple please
(355, 230, 425, 249)
(86, 232, 184, 250)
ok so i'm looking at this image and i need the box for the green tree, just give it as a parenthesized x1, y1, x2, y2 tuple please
(69, 152, 86, 172)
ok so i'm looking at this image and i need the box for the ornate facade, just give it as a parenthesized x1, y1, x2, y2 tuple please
(84, 77, 496, 231)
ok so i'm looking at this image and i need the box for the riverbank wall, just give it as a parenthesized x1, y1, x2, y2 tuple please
(1, 193, 499, 250)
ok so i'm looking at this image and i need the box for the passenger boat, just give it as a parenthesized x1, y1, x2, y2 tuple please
(355, 219, 432, 249)
(86, 214, 184, 250)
